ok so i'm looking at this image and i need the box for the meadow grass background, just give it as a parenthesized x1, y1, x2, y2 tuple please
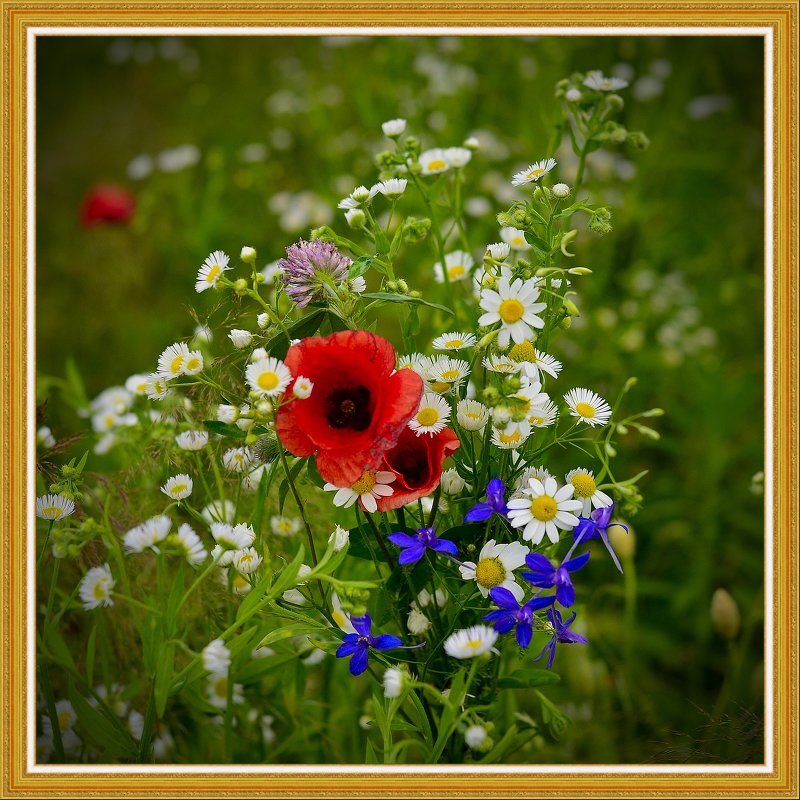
(36, 34, 764, 763)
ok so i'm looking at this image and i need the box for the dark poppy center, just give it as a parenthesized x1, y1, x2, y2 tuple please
(326, 385, 372, 431)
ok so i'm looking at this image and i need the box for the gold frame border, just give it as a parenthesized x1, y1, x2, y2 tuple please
(1, 3, 797, 797)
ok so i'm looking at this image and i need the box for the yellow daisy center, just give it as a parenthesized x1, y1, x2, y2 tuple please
(57, 711, 72, 731)
(239, 553, 254, 565)
(530, 495, 558, 521)
(440, 369, 460, 381)
(467, 639, 484, 650)
(509, 340, 537, 362)
(430, 381, 450, 393)
(277, 521, 291, 532)
(43, 506, 61, 518)
(185, 357, 201, 371)
(427, 159, 446, 171)
(170, 355, 184, 373)
(233, 575, 249, 591)
(516, 397, 531, 415)
(475, 557, 507, 589)
(206, 264, 221, 283)
(512, 236, 525, 246)
(171, 483, 188, 496)
(445, 339, 464, 348)
(529, 414, 545, 425)
(498, 298, 525, 323)
(92, 581, 107, 600)
(448, 265, 465, 279)
(352, 471, 377, 495)
(466, 412, 483, 421)
(571, 473, 596, 498)
(527, 167, 545, 179)
(416, 407, 440, 426)
(575, 401, 596, 418)
(499, 430, 521, 445)
(258, 371, 279, 391)
(212, 676, 228, 697)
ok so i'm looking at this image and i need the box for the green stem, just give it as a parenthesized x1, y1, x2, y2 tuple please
(37, 520, 54, 572)
(276, 446, 318, 566)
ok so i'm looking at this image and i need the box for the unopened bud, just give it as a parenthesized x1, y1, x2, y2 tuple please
(240, 246, 257, 263)
(606, 94, 624, 111)
(567, 267, 593, 276)
(608, 522, 635, 560)
(710, 589, 741, 640)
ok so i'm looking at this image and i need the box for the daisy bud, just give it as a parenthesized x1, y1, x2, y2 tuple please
(345, 208, 366, 229)
(563, 297, 580, 317)
(256, 400, 273, 416)
(464, 724, 488, 750)
(382, 666, 407, 698)
(565, 88, 582, 102)
(710, 589, 741, 640)
(240, 246, 257, 263)
(229, 329, 253, 349)
(293, 376, 314, 399)
(552, 183, 571, 198)
(381, 117, 407, 137)
(464, 136, 480, 150)
(257, 313, 270, 329)
(217, 404, 239, 423)
(328, 524, 349, 552)
(407, 607, 431, 636)
(492, 406, 512, 425)
(607, 94, 625, 111)
(233, 278, 249, 295)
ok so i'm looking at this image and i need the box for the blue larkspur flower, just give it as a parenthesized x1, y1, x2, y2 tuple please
(484, 587, 555, 648)
(335, 613, 404, 676)
(534, 607, 589, 669)
(387, 526, 458, 565)
(464, 477, 508, 523)
(572, 502, 629, 573)
(521, 551, 590, 608)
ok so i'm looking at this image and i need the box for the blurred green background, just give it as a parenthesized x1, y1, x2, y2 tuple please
(36, 34, 764, 763)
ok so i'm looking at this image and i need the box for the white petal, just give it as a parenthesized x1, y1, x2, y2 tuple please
(361, 493, 377, 513)
(502, 579, 525, 602)
(333, 489, 351, 507)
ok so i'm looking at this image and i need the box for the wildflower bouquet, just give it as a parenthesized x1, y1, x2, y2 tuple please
(36, 71, 660, 764)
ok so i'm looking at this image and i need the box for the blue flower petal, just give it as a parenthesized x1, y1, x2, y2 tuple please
(431, 538, 459, 556)
(563, 551, 590, 572)
(555, 581, 576, 608)
(516, 622, 533, 649)
(350, 614, 372, 637)
(387, 532, 418, 548)
(336, 639, 361, 658)
(397, 544, 426, 565)
(372, 634, 403, 650)
(464, 502, 492, 523)
(489, 586, 520, 609)
(349, 646, 369, 676)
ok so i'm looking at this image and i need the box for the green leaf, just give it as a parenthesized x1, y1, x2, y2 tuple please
(365, 737, 378, 764)
(438, 523, 484, 544)
(304, 457, 325, 489)
(249, 466, 270, 531)
(265, 545, 306, 599)
(85, 624, 98, 687)
(265, 309, 327, 360)
(497, 669, 561, 690)
(202, 420, 246, 440)
(346, 523, 389, 561)
(349, 255, 374, 279)
(64, 357, 90, 409)
(154, 643, 175, 717)
(42, 622, 76, 672)
(361, 292, 452, 316)
(165, 561, 185, 635)
(256, 623, 329, 649)
(524, 230, 552, 253)
(68, 681, 138, 758)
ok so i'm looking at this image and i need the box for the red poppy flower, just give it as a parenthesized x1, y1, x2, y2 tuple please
(275, 330, 424, 486)
(80, 184, 136, 228)
(375, 426, 460, 512)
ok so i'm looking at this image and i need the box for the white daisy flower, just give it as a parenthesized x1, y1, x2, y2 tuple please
(195, 250, 231, 293)
(216, 404, 239, 424)
(157, 342, 192, 378)
(36, 426, 57, 449)
(293, 375, 314, 399)
(161, 474, 193, 501)
(201, 499, 235, 524)
(242, 463, 267, 493)
(144, 373, 170, 400)
(35, 493, 75, 521)
(222, 447, 253, 473)
(207, 675, 243, 709)
(511, 157, 557, 187)
(228, 329, 253, 349)
(91, 408, 137, 433)
(456, 399, 489, 432)
(409, 392, 451, 436)
(79, 563, 115, 610)
(486, 242, 511, 262)
(426, 356, 471, 393)
(419, 148, 451, 175)
(507, 477, 583, 545)
(382, 118, 407, 137)
(124, 374, 150, 396)
(514, 465, 553, 495)
(499, 226, 531, 252)
(90, 386, 134, 415)
(440, 468, 466, 495)
(324, 470, 395, 514)
(123, 515, 172, 554)
(383, 666, 406, 698)
(512, 381, 550, 417)
(566, 468, 613, 516)
(432, 331, 477, 352)
(202, 639, 231, 674)
(270, 515, 301, 537)
(175, 430, 209, 450)
(211, 522, 256, 551)
(491, 420, 531, 450)
(527, 398, 559, 428)
(584, 71, 629, 91)
(434, 250, 474, 283)
(397, 352, 426, 373)
(564, 388, 612, 427)
(172, 523, 208, 565)
(517, 348, 563, 383)
(228, 572, 252, 595)
(444, 625, 498, 659)
(374, 178, 408, 199)
(233, 547, 263, 575)
(245, 357, 292, 398)
(182, 351, 204, 375)
(459, 539, 529, 601)
(444, 146, 472, 167)
(482, 353, 522, 374)
(479, 276, 547, 347)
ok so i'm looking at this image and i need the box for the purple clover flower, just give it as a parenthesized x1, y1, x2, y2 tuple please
(387, 527, 458, 565)
(521, 551, 590, 608)
(335, 613, 404, 676)
(279, 240, 351, 308)
(464, 478, 508, 523)
(534, 607, 589, 669)
(572, 503, 629, 573)
(484, 587, 555, 648)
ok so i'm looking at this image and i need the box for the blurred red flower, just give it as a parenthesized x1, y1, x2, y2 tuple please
(375, 426, 460, 512)
(276, 330, 424, 486)
(80, 184, 135, 228)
